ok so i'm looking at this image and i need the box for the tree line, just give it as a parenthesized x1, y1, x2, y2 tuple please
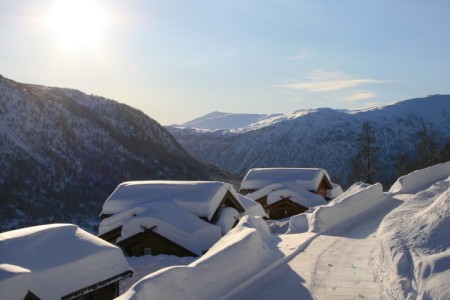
(349, 121, 450, 186)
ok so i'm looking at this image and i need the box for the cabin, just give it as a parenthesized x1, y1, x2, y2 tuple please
(240, 168, 342, 219)
(0, 224, 133, 300)
(98, 181, 249, 257)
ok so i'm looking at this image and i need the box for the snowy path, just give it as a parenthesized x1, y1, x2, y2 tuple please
(233, 197, 403, 300)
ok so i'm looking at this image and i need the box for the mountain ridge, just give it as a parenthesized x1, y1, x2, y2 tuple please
(0, 75, 234, 232)
(167, 95, 450, 187)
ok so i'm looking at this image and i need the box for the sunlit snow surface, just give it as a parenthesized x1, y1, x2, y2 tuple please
(120, 162, 450, 300)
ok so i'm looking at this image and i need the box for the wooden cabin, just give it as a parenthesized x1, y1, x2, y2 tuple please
(239, 168, 339, 219)
(98, 181, 245, 257)
(0, 224, 133, 300)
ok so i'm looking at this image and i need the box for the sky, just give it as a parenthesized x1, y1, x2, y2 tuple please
(1, 0, 450, 125)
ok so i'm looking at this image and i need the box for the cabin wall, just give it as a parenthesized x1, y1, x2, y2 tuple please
(75, 282, 118, 300)
(265, 199, 307, 220)
(121, 232, 196, 257)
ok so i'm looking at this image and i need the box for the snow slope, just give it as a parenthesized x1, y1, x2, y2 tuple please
(168, 95, 450, 186)
(175, 111, 282, 130)
(0, 74, 225, 232)
(375, 163, 450, 299)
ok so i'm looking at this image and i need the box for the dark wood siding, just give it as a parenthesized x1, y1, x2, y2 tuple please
(118, 229, 197, 257)
(315, 175, 332, 199)
(98, 226, 122, 244)
(265, 198, 307, 220)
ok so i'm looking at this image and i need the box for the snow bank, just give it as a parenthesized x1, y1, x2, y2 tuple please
(309, 182, 385, 233)
(389, 161, 450, 194)
(285, 213, 311, 234)
(0, 224, 132, 300)
(118, 216, 281, 300)
(375, 176, 450, 299)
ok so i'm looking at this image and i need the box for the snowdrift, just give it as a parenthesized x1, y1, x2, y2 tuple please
(389, 161, 450, 194)
(118, 216, 281, 300)
(287, 182, 385, 234)
(375, 164, 450, 299)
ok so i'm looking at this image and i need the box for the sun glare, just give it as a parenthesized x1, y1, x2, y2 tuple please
(48, 0, 107, 49)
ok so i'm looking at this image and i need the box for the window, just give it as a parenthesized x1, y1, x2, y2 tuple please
(144, 248, 152, 255)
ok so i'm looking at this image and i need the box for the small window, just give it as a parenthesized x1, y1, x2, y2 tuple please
(144, 248, 152, 255)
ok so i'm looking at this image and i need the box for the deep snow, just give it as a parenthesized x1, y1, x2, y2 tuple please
(119, 162, 450, 300)
(0, 224, 132, 300)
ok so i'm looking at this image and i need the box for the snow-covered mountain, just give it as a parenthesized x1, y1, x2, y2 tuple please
(168, 95, 450, 187)
(175, 111, 283, 130)
(0, 75, 229, 232)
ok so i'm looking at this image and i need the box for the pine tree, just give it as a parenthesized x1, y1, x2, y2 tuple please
(350, 122, 379, 184)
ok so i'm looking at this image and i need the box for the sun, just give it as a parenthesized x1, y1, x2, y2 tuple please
(48, 0, 107, 49)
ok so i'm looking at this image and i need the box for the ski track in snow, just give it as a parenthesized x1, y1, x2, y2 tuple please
(234, 197, 403, 300)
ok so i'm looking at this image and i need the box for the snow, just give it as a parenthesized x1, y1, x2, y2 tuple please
(0, 224, 132, 300)
(237, 194, 268, 218)
(309, 182, 385, 233)
(266, 186, 327, 208)
(375, 169, 450, 299)
(101, 181, 237, 221)
(240, 168, 331, 192)
(216, 207, 240, 235)
(3, 163, 450, 299)
(389, 161, 450, 194)
(113, 202, 222, 255)
(118, 216, 282, 300)
(177, 111, 282, 130)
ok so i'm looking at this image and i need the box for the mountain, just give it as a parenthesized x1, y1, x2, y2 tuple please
(168, 95, 450, 187)
(0, 75, 232, 232)
(175, 111, 283, 130)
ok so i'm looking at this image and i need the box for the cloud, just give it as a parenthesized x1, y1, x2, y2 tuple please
(339, 91, 377, 102)
(279, 70, 388, 92)
(291, 52, 311, 61)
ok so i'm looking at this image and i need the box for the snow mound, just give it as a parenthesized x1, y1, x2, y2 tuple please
(283, 182, 385, 234)
(237, 194, 268, 218)
(118, 216, 280, 300)
(285, 213, 311, 234)
(375, 175, 450, 299)
(309, 182, 385, 233)
(0, 224, 132, 300)
(389, 161, 450, 194)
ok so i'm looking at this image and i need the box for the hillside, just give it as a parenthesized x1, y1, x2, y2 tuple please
(0, 75, 229, 232)
(168, 96, 450, 187)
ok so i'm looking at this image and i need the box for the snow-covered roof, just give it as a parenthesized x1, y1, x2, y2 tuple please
(240, 168, 331, 192)
(266, 187, 327, 208)
(0, 224, 132, 300)
(111, 202, 222, 255)
(101, 181, 236, 221)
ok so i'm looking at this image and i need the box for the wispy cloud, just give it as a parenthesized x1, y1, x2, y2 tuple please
(291, 51, 312, 61)
(338, 90, 377, 102)
(279, 70, 388, 92)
